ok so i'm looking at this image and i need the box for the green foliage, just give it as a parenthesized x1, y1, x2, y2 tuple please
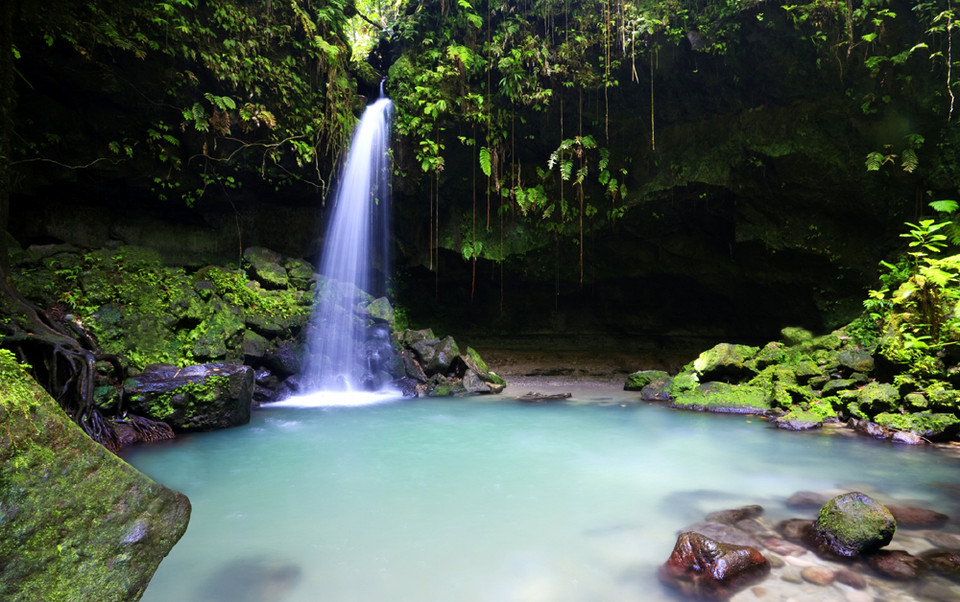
(867, 203, 960, 374)
(10, 0, 358, 205)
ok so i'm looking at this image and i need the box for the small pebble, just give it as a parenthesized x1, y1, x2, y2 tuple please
(764, 538, 808, 556)
(780, 572, 803, 584)
(765, 554, 785, 568)
(784, 554, 816, 568)
(801, 565, 835, 586)
(749, 586, 768, 598)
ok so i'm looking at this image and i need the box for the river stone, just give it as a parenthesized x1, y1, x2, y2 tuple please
(682, 521, 759, 547)
(658, 532, 771, 599)
(412, 335, 459, 375)
(810, 492, 896, 558)
(866, 549, 927, 580)
(624, 369, 669, 391)
(886, 505, 949, 527)
(849, 418, 891, 439)
(773, 412, 823, 431)
(264, 341, 301, 377)
(835, 568, 867, 589)
(124, 363, 253, 431)
(777, 518, 814, 542)
(705, 505, 764, 525)
(801, 565, 835, 585)
(785, 491, 832, 510)
(0, 357, 191, 600)
(920, 549, 960, 580)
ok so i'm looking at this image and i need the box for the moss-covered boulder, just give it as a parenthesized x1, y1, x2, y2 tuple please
(873, 412, 960, 441)
(243, 246, 289, 289)
(672, 382, 772, 414)
(692, 343, 760, 382)
(0, 351, 191, 600)
(124, 363, 253, 431)
(809, 492, 896, 558)
(624, 369, 670, 392)
(772, 409, 824, 431)
(854, 381, 901, 417)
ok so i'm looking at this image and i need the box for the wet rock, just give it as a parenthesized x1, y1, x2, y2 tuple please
(624, 369, 670, 391)
(658, 532, 771, 599)
(848, 418, 891, 439)
(400, 349, 428, 383)
(242, 330, 270, 361)
(835, 568, 867, 589)
(920, 549, 960, 581)
(777, 518, 815, 542)
(640, 380, 672, 402)
(786, 491, 831, 510)
(809, 492, 896, 558)
(705, 505, 764, 525)
(821, 378, 858, 396)
(263, 341, 301, 377)
(891, 430, 926, 445)
(886, 505, 949, 527)
(801, 565, 835, 585)
(865, 549, 927, 580)
(682, 521, 759, 547)
(364, 296, 394, 325)
(692, 343, 759, 382)
(781, 326, 813, 346)
(124, 363, 254, 431)
(762, 538, 808, 557)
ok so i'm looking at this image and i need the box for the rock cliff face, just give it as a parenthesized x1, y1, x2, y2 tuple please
(0, 352, 190, 601)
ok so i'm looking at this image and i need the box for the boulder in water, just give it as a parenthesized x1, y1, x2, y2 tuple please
(124, 363, 253, 431)
(808, 491, 896, 558)
(658, 531, 770, 599)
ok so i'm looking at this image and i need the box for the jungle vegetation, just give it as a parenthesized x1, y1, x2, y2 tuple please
(3, 0, 960, 444)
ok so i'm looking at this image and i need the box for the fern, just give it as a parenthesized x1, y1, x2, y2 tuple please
(865, 151, 885, 171)
(479, 146, 492, 177)
(901, 148, 919, 173)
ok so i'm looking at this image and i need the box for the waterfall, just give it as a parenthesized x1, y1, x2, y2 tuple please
(304, 95, 392, 392)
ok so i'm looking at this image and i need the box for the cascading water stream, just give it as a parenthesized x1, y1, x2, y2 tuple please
(302, 94, 393, 394)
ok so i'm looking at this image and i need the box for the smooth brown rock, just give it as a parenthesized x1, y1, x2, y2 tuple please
(866, 549, 927, 580)
(801, 565, 836, 585)
(886, 505, 949, 527)
(659, 532, 771, 599)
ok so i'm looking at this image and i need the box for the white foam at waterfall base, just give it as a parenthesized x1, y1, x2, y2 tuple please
(268, 389, 402, 408)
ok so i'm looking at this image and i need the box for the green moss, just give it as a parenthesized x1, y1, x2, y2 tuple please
(625, 369, 670, 391)
(874, 412, 960, 438)
(0, 353, 191, 600)
(672, 382, 772, 413)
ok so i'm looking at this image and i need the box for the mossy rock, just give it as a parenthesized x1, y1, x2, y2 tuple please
(781, 326, 813, 346)
(0, 352, 191, 600)
(854, 381, 901, 417)
(821, 378, 858, 396)
(837, 348, 875, 374)
(671, 382, 772, 414)
(874, 412, 960, 441)
(625, 369, 670, 391)
(669, 371, 700, 395)
(364, 297, 395, 326)
(810, 492, 896, 558)
(773, 409, 824, 431)
(692, 343, 759, 382)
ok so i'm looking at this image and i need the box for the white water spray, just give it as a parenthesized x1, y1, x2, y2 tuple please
(302, 95, 393, 395)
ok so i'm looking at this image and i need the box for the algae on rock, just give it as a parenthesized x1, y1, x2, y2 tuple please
(0, 351, 191, 601)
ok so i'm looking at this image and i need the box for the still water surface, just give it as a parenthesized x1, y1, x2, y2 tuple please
(125, 388, 960, 601)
